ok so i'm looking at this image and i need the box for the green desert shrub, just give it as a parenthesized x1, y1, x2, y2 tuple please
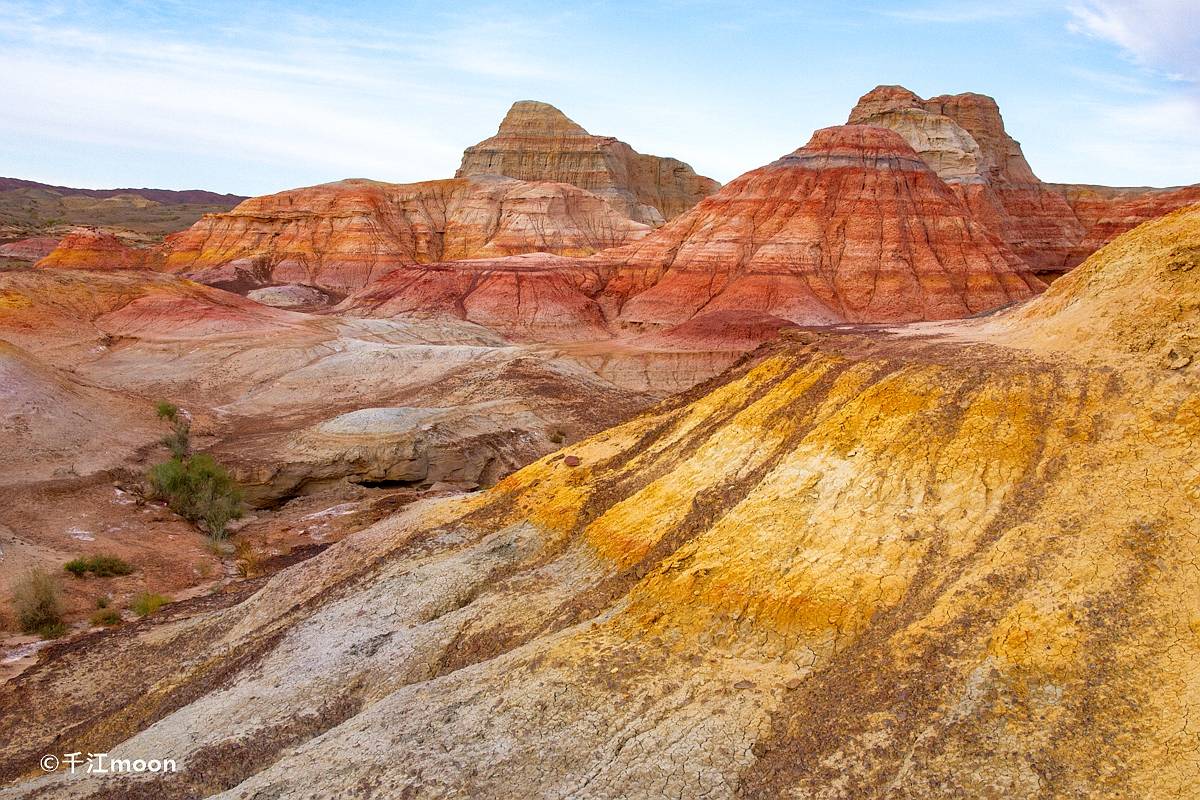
(148, 401, 243, 539)
(154, 400, 191, 459)
(148, 453, 244, 539)
(64, 554, 135, 578)
(90, 607, 122, 626)
(131, 592, 169, 617)
(11, 568, 64, 638)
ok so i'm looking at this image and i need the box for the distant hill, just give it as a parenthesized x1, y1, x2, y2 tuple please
(0, 177, 245, 205)
(0, 177, 246, 246)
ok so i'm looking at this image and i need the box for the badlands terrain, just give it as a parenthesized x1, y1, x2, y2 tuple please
(1, 87, 1198, 798)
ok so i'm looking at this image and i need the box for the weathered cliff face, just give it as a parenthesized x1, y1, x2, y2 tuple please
(3, 209, 1198, 799)
(156, 176, 651, 296)
(599, 124, 1042, 328)
(457, 100, 720, 226)
(848, 86, 1086, 275)
(848, 85, 1200, 277)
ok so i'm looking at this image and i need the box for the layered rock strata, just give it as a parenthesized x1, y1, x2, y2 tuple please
(457, 100, 719, 225)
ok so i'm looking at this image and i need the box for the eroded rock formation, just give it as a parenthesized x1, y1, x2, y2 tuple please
(163, 176, 650, 296)
(35, 228, 157, 271)
(848, 85, 1086, 275)
(848, 85, 1200, 276)
(1050, 182, 1200, 266)
(457, 100, 719, 225)
(599, 124, 1043, 327)
(342, 125, 1044, 348)
(3, 209, 1198, 798)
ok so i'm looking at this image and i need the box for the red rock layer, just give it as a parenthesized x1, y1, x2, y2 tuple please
(344, 126, 1043, 347)
(848, 85, 1200, 276)
(36, 229, 155, 270)
(597, 125, 1043, 327)
(849, 86, 1085, 275)
(338, 252, 611, 341)
(0, 237, 60, 261)
(1050, 183, 1200, 266)
(457, 101, 719, 226)
(160, 176, 650, 295)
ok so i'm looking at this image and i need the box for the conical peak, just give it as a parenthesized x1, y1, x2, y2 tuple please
(496, 100, 589, 136)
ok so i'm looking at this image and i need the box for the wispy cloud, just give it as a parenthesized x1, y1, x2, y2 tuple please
(1067, 1, 1200, 82)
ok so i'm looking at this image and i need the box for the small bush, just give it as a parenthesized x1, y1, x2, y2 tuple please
(549, 430, 565, 445)
(155, 401, 191, 459)
(131, 592, 170, 617)
(234, 539, 261, 578)
(11, 568, 64, 637)
(64, 554, 135, 578)
(96, 595, 111, 609)
(90, 608, 122, 626)
(148, 453, 243, 539)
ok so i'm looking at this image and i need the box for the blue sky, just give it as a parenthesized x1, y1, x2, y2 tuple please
(1, 0, 1196, 195)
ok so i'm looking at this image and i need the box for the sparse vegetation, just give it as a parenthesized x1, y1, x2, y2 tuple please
(11, 568, 64, 638)
(147, 402, 244, 539)
(155, 400, 190, 459)
(549, 430, 565, 445)
(90, 608, 122, 626)
(234, 539, 262, 578)
(131, 592, 170, 617)
(96, 594, 111, 608)
(64, 554, 135, 578)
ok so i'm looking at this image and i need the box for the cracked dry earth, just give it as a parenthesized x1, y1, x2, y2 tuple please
(2, 208, 1200, 798)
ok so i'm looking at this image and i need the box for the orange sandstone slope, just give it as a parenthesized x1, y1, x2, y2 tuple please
(457, 100, 720, 225)
(2, 207, 1197, 798)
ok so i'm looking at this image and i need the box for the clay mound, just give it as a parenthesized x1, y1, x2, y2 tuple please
(0, 236, 59, 262)
(457, 100, 719, 225)
(36, 228, 156, 270)
(338, 252, 612, 342)
(600, 124, 1043, 328)
(988, 203, 1200, 365)
(160, 176, 650, 296)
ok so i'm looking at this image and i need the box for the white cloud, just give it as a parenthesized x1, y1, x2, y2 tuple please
(1067, 1, 1200, 81)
